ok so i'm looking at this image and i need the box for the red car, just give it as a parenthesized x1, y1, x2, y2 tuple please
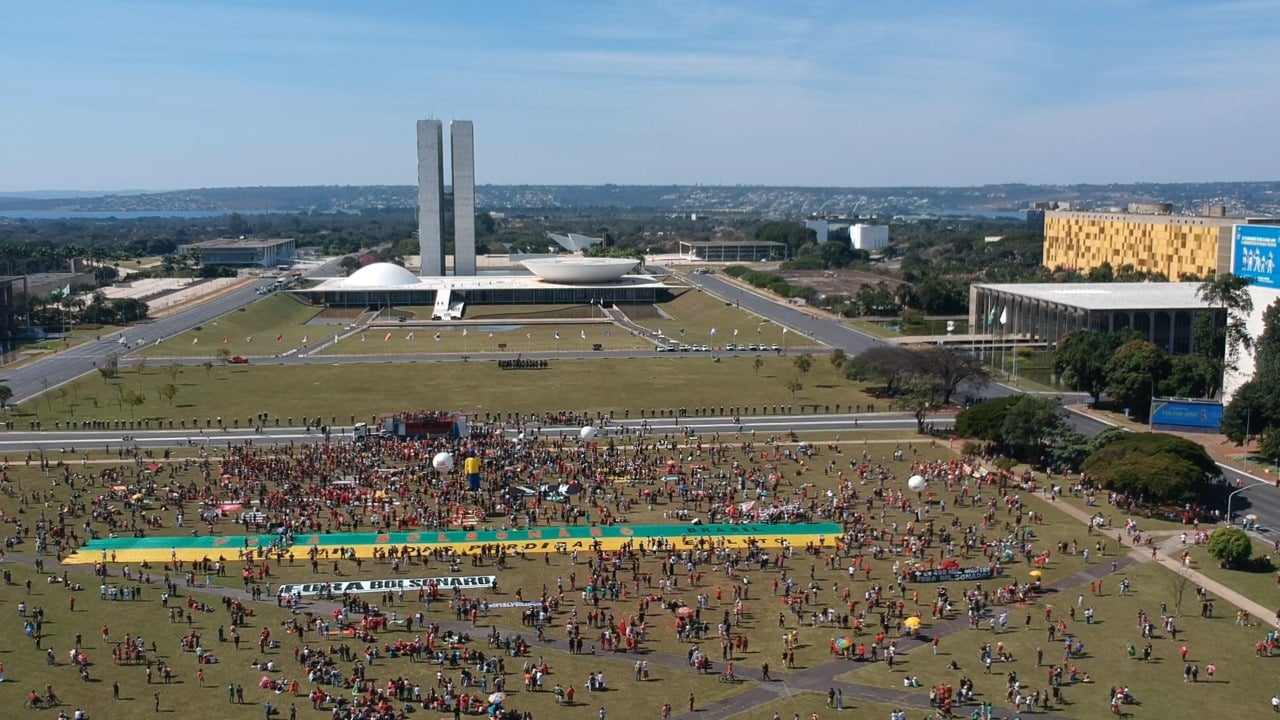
(229, 356, 250, 364)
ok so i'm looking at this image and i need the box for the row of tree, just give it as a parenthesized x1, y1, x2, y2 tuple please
(841, 345, 990, 431)
(953, 393, 1221, 503)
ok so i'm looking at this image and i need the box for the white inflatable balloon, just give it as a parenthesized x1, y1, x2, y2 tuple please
(907, 475, 928, 492)
(432, 452, 455, 471)
(579, 425, 598, 442)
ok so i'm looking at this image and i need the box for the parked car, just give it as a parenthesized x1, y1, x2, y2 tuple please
(229, 356, 250, 364)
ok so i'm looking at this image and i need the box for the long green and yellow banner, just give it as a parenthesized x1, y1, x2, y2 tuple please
(68, 522, 843, 565)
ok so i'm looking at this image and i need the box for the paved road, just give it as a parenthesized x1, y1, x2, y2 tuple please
(0, 412, 953, 452)
(0, 262, 354, 405)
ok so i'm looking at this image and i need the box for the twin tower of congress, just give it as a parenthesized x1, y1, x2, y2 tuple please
(416, 119, 475, 277)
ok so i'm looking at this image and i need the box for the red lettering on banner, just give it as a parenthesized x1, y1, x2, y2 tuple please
(307, 536, 321, 545)
(495, 532, 508, 540)
(619, 527, 634, 536)
(406, 533, 421, 543)
(589, 527, 603, 537)
(465, 532, 478, 541)
(375, 535, 390, 544)
(437, 534, 449, 543)
(526, 530, 542, 539)
(558, 529, 571, 538)
(212, 537, 229, 547)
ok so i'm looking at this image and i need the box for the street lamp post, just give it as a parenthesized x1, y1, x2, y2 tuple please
(1226, 480, 1272, 526)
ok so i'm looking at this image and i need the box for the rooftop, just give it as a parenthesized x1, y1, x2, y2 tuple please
(181, 237, 295, 249)
(974, 282, 1211, 310)
(299, 271, 665, 294)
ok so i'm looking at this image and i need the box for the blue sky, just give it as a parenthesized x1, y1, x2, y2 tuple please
(1, 0, 1277, 190)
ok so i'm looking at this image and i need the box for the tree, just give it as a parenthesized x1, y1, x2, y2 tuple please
(1104, 339, 1172, 420)
(954, 395, 1021, 443)
(1054, 331, 1118, 403)
(1224, 299, 1280, 444)
(1167, 565, 1194, 619)
(784, 378, 803, 399)
(894, 375, 941, 433)
(843, 346, 917, 394)
(121, 390, 146, 418)
(0, 383, 12, 411)
(829, 349, 847, 370)
(158, 383, 178, 407)
(1000, 395, 1066, 464)
(793, 353, 814, 377)
(916, 347, 990, 404)
(1197, 273, 1253, 385)
(1205, 527, 1253, 568)
(202, 361, 214, 378)
(1081, 432, 1220, 503)
(753, 357, 764, 376)
(216, 348, 232, 364)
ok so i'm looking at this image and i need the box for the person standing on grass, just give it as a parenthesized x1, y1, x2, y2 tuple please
(154, 692, 160, 713)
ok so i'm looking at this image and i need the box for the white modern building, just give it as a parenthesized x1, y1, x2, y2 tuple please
(547, 233, 604, 253)
(804, 220, 830, 244)
(1224, 224, 1280, 402)
(417, 118, 477, 277)
(850, 224, 889, 252)
(178, 237, 296, 268)
(295, 260, 668, 314)
(969, 282, 1221, 354)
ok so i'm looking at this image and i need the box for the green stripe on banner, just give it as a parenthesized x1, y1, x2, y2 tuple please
(76, 521, 842, 554)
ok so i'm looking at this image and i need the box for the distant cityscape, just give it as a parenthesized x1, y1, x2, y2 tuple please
(1, 181, 1279, 218)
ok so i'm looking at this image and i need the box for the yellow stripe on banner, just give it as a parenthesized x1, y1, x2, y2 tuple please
(64, 530, 833, 565)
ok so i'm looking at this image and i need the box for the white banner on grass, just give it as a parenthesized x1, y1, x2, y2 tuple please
(277, 575, 497, 597)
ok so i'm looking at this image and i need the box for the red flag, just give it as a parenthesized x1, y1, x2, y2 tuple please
(276, 334, 283, 342)
(384, 332, 393, 342)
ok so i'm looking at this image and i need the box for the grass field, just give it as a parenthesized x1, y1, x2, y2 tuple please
(0, 412, 1276, 720)
(1184, 536, 1279, 611)
(140, 294, 324, 358)
(319, 322, 651, 355)
(625, 290, 799, 348)
(837, 560, 1280, 720)
(12, 355, 878, 426)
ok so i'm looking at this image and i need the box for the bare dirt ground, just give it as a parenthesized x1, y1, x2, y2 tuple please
(780, 267, 902, 296)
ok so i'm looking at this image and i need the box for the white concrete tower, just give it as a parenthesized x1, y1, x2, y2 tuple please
(416, 119, 445, 276)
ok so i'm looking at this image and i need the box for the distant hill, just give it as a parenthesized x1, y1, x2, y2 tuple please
(1, 181, 1278, 217)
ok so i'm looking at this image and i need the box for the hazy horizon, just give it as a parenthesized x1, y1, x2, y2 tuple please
(3, 1, 1278, 192)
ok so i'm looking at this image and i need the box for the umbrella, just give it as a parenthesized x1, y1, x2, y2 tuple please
(834, 636, 853, 649)
(146, 463, 162, 472)
(487, 692, 505, 705)
(1029, 570, 1043, 579)
(676, 606, 696, 618)
(902, 617, 922, 629)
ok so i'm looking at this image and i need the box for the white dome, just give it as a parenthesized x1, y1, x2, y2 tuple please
(520, 257, 639, 283)
(344, 262, 421, 287)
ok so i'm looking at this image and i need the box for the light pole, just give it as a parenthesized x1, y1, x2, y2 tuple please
(1226, 480, 1272, 526)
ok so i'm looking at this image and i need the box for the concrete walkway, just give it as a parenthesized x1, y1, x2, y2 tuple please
(1020, 485, 1280, 629)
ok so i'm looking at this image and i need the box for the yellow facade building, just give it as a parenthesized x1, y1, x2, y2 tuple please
(1043, 210, 1235, 279)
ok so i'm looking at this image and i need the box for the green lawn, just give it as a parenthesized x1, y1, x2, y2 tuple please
(13, 355, 878, 426)
(1183, 537, 1279, 611)
(839, 560, 1277, 720)
(141, 294, 324, 358)
(319, 322, 650, 355)
(628, 290, 802, 348)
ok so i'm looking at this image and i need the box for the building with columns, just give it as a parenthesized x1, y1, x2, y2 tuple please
(968, 282, 1222, 355)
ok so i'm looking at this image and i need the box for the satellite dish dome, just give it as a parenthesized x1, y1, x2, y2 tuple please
(907, 475, 928, 492)
(579, 425, 598, 441)
(432, 452, 455, 471)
